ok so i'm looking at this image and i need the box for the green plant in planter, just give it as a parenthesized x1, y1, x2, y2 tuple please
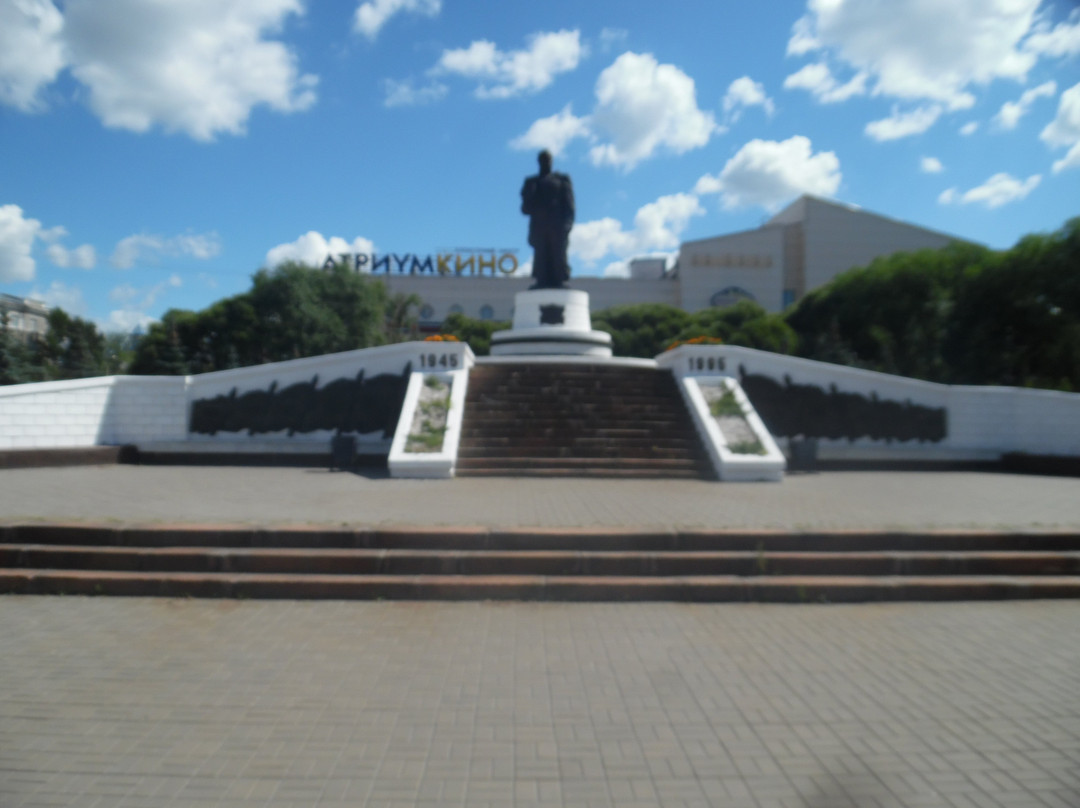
(728, 438, 766, 455)
(709, 388, 744, 417)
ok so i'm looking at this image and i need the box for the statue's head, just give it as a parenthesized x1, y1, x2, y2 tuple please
(538, 149, 552, 174)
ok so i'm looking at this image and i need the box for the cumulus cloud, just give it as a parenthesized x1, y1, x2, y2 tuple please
(920, 156, 944, 174)
(787, 0, 1041, 110)
(511, 51, 717, 171)
(960, 121, 979, 136)
(1040, 81, 1080, 173)
(722, 76, 774, 122)
(865, 105, 943, 141)
(110, 231, 221, 269)
(382, 78, 447, 107)
(265, 232, 376, 269)
(53, 0, 316, 140)
(938, 172, 1041, 208)
(0, 0, 65, 111)
(587, 52, 717, 170)
(354, 0, 440, 40)
(995, 80, 1056, 129)
(1023, 10, 1080, 58)
(0, 204, 44, 282)
(694, 135, 841, 211)
(569, 193, 703, 266)
(434, 30, 584, 100)
(104, 309, 158, 334)
(509, 104, 591, 156)
(599, 28, 628, 52)
(28, 280, 88, 316)
(783, 62, 867, 103)
(46, 243, 96, 269)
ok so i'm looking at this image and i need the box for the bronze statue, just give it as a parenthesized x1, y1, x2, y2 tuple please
(520, 150, 574, 289)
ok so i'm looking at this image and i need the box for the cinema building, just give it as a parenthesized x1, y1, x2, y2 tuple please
(374, 195, 959, 330)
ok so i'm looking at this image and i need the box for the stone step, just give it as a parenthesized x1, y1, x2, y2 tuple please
(5, 545, 1079, 578)
(456, 446, 698, 460)
(3, 568, 1079, 601)
(7, 525, 1080, 552)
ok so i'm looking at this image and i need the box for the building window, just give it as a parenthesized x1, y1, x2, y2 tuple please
(710, 287, 756, 308)
(782, 290, 796, 309)
(419, 304, 435, 321)
(479, 304, 494, 320)
(449, 304, 464, 315)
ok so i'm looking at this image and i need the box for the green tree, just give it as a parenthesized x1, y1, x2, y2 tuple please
(129, 261, 396, 375)
(677, 301, 798, 354)
(591, 303, 691, 357)
(36, 309, 107, 380)
(439, 312, 510, 356)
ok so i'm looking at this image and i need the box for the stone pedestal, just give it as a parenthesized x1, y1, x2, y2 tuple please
(490, 289, 613, 357)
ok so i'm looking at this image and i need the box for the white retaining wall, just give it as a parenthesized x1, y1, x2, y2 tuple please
(658, 345, 1080, 458)
(0, 341, 474, 453)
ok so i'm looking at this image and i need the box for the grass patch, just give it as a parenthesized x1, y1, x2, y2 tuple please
(709, 388, 744, 418)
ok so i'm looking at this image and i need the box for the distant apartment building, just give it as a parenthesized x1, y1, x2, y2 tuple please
(0, 294, 50, 342)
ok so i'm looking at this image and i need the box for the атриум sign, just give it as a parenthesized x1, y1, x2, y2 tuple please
(324, 249, 519, 277)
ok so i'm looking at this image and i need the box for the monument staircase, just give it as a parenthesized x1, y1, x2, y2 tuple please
(2, 524, 1080, 601)
(455, 362, 713, 478)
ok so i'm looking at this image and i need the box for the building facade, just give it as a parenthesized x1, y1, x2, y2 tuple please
(0, 294, 49, 343)
(374, 195, 962, 329)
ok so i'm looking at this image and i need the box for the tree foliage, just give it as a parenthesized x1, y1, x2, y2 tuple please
(129, 262, 408, 375)
(786, 218, 1080, 390)
(438, 312, 510, 356)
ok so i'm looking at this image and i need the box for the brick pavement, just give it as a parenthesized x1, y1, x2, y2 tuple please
(0, 466, 1078, 529)
(1, 597, 1079, 808)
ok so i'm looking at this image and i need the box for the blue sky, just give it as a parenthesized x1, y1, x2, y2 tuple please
(2, 0, 1079, 332)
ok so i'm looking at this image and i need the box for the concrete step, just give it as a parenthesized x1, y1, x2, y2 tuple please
(3, 568, 1079, 601)
(5, 546, 1079, 577)
(6, 525, 1080, 552)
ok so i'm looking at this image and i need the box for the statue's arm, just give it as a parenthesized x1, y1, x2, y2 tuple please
(563, 176, 575, 229)
(520, 177, 537, 215)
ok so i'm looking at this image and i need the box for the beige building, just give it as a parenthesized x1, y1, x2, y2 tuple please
(0, 294, 49, 343)
(378, 195, 962, 329)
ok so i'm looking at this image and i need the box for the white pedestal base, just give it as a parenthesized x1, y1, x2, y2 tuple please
(490, 289, 613, 357)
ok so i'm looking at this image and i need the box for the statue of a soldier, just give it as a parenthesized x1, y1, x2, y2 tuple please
(520, 150, 574, 289)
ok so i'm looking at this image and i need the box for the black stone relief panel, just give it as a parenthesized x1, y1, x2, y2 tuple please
(189, 364, 412, 438)
(737, 364, 947, 443)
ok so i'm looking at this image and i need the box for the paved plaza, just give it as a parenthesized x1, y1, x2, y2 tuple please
(1, 597, 1078, 808)
(1, 465, 1079, 530)
(2, 466, 1079, 806)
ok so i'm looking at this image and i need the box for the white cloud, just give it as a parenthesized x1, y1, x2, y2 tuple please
(354, 0, 440, 40)
(920, 156, 944, 173)
(599, 28, 628, 52)
(102, 275, 181, 331)
(569, 193, 703, 266)
(960, 121, 979, 136)
(434, 30, 584, 100)
(995, 80, 1056, 129)
(1040, 81, 1080, 173)
(382, 78, 447, 107)
(61, 0, 316, 140)
(104, 309, 157, 334)
(0, 204, 42, 282)
(722, 76, 775, 122)
(602, 261, 630, 278)
(783, 62, 867, 103)
(865, 105, 943, 141)
(587, 52, 717, 170)
(939, 172, 1041, 208)
(1023, 10, 1080, 58)
(0, 0, 65, 112)
(46, 243, 96, 269)
(509, 104, 591, 156)
(110, 231, 221, 269)
(694, 135, 841, 211)
(788, 0, 1043, 110)
(29, 280, 88, 315)
(265, 232, 376, 269)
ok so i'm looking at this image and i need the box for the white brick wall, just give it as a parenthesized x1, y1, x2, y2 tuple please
(659, 345, 1080, 458)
